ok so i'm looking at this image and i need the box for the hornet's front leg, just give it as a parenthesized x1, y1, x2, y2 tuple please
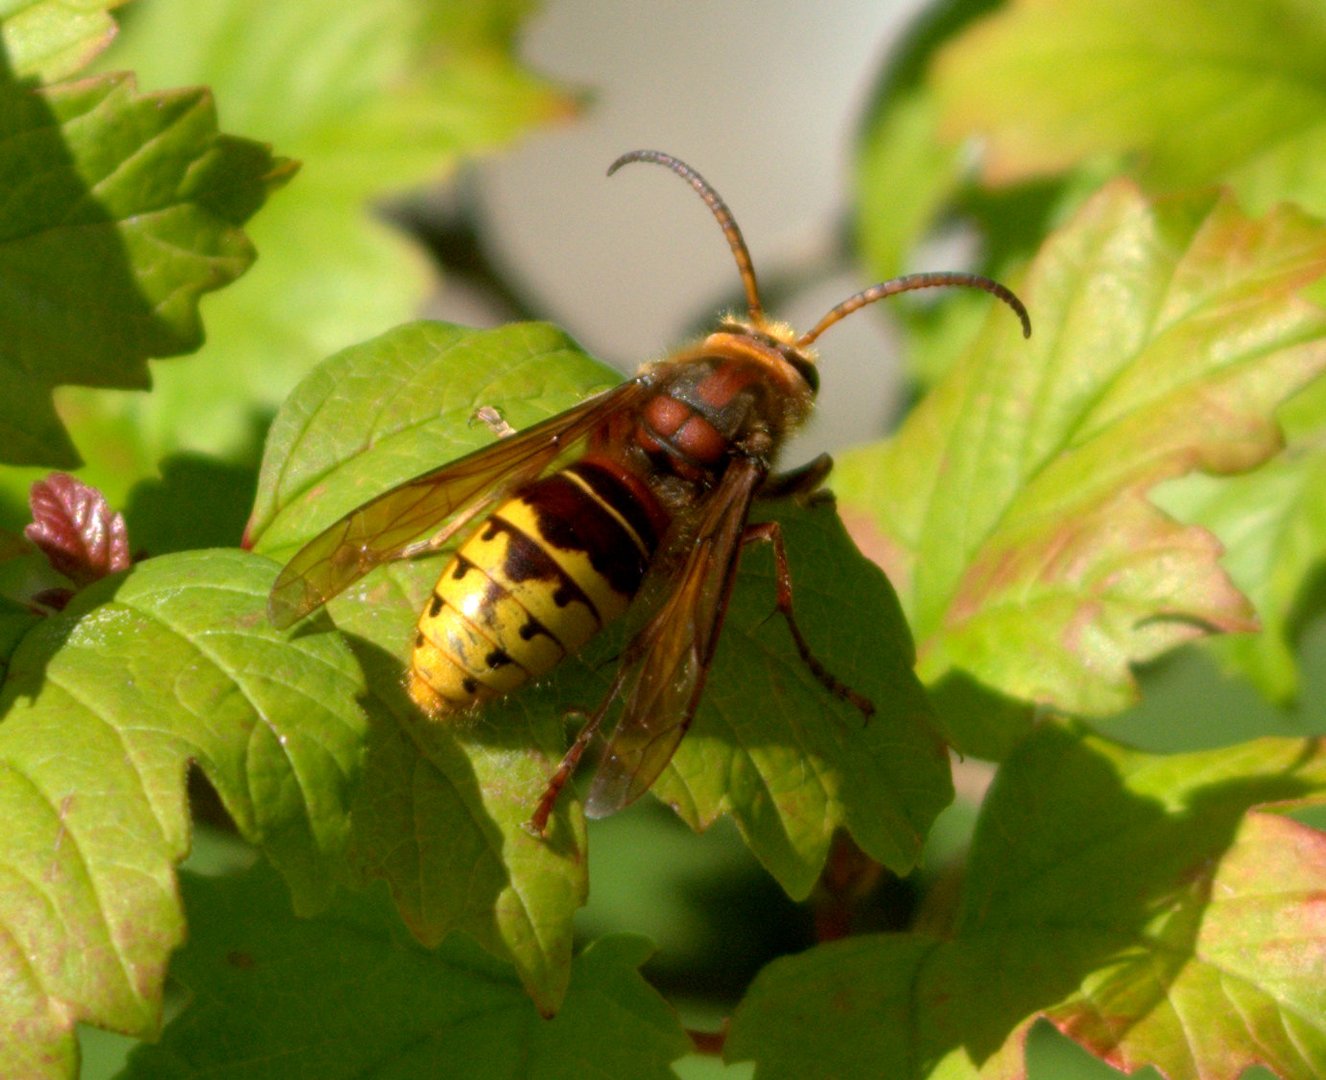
(759, 452, 833, 503)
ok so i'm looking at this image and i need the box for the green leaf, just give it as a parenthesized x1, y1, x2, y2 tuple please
(933, 0, 1326, 218)
(249, 321, 617, 558)
(0, 594, 37, 678)
(0, 67, 289, 467)
(851, 0, 1096, 388)
(727, 724, 1326, 1080)
(120, 865, 689, 1078)
(251, 320, 951, 1005)
(652, 500, 951, 900)
(855, 91, 965, 289)
(72, 0, 578, 486)
(0, 550, 365, 1076)
(852, 0, 1004, 283)
(251, 321, 618, 1013)
(1156, 381, 1326, 702)
(0, 0, 126, 80)
(835, 183, 1326, 742)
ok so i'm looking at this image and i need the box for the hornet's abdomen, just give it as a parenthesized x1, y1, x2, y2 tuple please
(408, 456, 662, 715)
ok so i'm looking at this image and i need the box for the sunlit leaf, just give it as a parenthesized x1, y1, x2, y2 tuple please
(0, 550, 364, 1076)
(250, 320, 952, 1004)
(1157, 380, 1326, 703)
(934, 0, 1326, 219)
(249, 321, 616, 1011)
(68, 0, 579, 491)
(1, 0, 127, 80)
(837, 183, 1326, 746)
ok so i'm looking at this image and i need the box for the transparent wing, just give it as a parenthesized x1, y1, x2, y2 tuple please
(584, 455, 765, 817)
(268, 379, 648, 628)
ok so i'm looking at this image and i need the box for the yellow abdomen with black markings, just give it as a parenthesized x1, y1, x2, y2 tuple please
(407, 456, 663, 715)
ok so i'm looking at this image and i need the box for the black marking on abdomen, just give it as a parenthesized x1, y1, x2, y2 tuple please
(484, 516, 604, 620)
(516, 472, 652, 596)
(566, 459, 661, 554)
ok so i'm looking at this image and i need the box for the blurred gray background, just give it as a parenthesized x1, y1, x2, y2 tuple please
(431, 0, 928, 465)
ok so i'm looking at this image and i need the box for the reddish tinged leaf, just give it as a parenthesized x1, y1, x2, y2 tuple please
(728, 727, 1326, 1080)
(1044, 808, 1326, 1079)
(836, 183, 1326, 731)
(24, 473, 130, 587)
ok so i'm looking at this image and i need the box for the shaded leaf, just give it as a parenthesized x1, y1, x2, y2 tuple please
(0, 550, 365, 1076)
(0, 524, 61, 617)
(121, 865, 689, 1079)
(855, 91, 966, 291)
(123, 451, 263, 557)
(0, 66, 290, 466)
(836, 183, 1326, 741)
(0, 594, 38, 680)
(934, 0, 1326, 219)
(727, 725, 1326, 1080)
(852, 0, 1097, 388)
(1, 0, 127, 81)
(24, 472, 129, 587)
(70, 0, 579, 493)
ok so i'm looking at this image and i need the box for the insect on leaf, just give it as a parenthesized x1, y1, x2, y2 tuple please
(252, 320, 619, 1013)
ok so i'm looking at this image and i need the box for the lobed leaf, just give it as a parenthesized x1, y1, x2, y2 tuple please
(0, 66, 290, 467)
(121, 865, 690, 1079)
(328, 565, 594, 1017)
(933, 0, 1326, 219)
(0, 550, 365, 1077)
(250, 320, 951, 1004)
(652, 499, 951, 900)
(836, 182, 1326, 742)
(727, 724, 1326, 1080)
(70, 0, 580, 492)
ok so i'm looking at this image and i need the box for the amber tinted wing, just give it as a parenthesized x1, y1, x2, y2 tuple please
(584, 454, 766, 818)
(268, 379, 648, 628)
